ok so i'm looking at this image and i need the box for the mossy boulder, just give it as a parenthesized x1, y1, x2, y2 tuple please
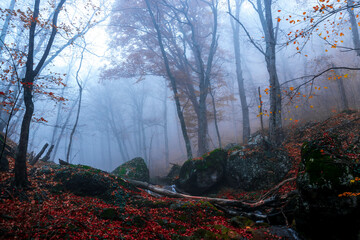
(112, 157, 149, 182)
(175, 149, 227, 195)
(225, 148, 291, 191)
(47, 164, 136, 208)
(296, 136, 360, 240)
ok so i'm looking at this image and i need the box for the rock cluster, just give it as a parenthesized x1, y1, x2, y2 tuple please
(296, 136, 360, 240)
(175, 145, 292, 195)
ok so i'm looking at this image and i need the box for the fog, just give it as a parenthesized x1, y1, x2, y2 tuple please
(1, 0, 360, 177)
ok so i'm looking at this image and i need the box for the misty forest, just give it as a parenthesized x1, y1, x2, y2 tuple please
(1, 0, 360, 239)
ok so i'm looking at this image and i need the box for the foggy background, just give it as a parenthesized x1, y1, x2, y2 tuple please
(1, 0, 359, 177)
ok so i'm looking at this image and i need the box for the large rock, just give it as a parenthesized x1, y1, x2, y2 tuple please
(42, 164, 138, 208)
(176, 149, 227, 195)
(112, 157, 149, 182)
(296, 137, 360, 240)
(225, 147, 291, 191)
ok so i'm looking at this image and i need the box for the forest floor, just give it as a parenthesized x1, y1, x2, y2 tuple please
(0, 110, 359, 239)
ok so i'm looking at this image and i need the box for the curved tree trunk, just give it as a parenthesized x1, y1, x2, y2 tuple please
(66, 44, 85, 163)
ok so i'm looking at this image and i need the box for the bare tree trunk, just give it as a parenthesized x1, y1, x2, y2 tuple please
(258, 87, 264, 133)
(333, 67, 349, 111)
(163, 82, 169, 169)
(29, 143, 48, 166)
(197, 95, 209, 155)
(52, 95, 79, 160)
(15, 0, 66, 188)
(107, 103, 129, 162)
(228, 0, 250, 144)
(145, 0, 193, 159)
(50, 58, 73, 153)
(230, 0, 282, 146)
(258, 0, 282, 145)
(66, 44, 85, 163)
(106, 124, 113, 171)
(209, 88, 221, 148)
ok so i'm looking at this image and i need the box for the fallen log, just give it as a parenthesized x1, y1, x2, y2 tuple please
(124, 178, 297, 211)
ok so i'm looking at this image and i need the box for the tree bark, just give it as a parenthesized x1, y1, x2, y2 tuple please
(145, 0, 193, 159)
(258, 0, 282, 145)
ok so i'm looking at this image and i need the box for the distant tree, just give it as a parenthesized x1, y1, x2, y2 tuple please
(227, 0, 251, 144)
(66, 42, 87, 163)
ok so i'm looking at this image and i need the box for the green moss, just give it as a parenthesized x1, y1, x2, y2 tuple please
(184, 148, 226, 172)
(198, 201, 223, 216)
(112, 157, 149, 182)
(301, 141, 346, 186)
(229, 216, 254, 228)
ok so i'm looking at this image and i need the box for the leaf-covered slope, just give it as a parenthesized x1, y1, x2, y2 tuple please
(0, 110, 359, 239)
(0, 162, 256, 239)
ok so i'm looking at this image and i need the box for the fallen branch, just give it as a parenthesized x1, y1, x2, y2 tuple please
(41, 144, 54, 162)
(125, 178, 294, 210)
(259, 177, 297, 200)
(29, 143, 49, 166)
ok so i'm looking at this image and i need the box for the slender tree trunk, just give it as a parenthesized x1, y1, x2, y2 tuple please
(66, 85, 82, 163)
(197, 95, 209, 155)
(107, 98, 129, 162)
(66, 45, 85, 163)
(209, 88, 221, 148)
(50, 57, 73, 153)
(163, 82, 169, 168)
(259, 0, 282, 145)
(106, 124, 112, 171)
(145, 0, 192, 159)
(228, 0, 250, 144)
(52, 95, 79, 160)
(0, 85, 12, 132)
(141, 118, 147, 160)
(258, 87, 264, 133)
(333, 66, 349, 111)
